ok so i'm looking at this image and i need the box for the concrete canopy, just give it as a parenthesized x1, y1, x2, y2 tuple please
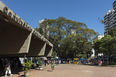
(0, 1, 53, 57)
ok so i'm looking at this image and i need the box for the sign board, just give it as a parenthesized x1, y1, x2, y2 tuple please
(73, 58, 79, 60)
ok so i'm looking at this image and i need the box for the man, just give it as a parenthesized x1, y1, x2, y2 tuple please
(5, 61, 13, 77)
(59, 60, 61, 65)
(36, 60, 38, 67)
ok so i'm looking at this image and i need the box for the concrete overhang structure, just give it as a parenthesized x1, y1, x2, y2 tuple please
(0, 1, 53, 57)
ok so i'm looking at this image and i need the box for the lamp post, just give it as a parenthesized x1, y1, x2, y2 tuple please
(98, 17, 113, 65)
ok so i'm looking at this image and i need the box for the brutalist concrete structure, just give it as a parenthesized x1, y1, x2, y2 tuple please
(0, 1, 53, 57)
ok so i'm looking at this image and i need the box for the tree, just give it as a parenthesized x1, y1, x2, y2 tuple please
(35, 27, 43, 35)
(108, 27, 116, 37)
(93, 35, 112, 53)
(93, 35, 113, 64)
(38, 16, 98, 59)
(108, 27, 116, 58)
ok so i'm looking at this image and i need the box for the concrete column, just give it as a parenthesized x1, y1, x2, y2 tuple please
(47, 47, 53, 57)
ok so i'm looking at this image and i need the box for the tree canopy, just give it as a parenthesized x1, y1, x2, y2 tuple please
(36, 17, 99, 59)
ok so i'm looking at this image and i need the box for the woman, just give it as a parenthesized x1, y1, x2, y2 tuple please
(51, 60, 55, 71)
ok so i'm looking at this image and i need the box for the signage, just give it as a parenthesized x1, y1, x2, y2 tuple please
(0, 1, 53, 47)
(73, 58, 79, 60)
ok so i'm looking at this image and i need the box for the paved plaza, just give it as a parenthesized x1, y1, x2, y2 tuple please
(1, 64, 116, 77)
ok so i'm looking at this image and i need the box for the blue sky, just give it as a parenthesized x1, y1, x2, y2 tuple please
(1, 0, 115, 35)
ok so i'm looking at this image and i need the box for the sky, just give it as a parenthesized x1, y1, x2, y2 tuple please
(1, 0, 115, 35)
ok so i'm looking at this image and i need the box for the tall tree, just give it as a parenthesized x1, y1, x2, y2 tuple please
(38, 17, 98, 59)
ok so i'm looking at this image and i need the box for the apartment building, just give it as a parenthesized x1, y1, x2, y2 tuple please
(104, 0, 116, 35)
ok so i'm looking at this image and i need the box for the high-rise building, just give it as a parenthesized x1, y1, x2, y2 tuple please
(104, 0, 116, 35)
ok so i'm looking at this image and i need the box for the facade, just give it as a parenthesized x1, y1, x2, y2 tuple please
(104, 0, 116, 35)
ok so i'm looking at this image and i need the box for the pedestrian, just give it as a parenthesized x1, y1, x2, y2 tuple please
(47, 60, 49, 65)
(5, 61, 13, 77)
(36, 60, 39, 67)
(51, 60, 55, 71)
(45, 60, 47, 67)
(98, 60, 101, 66)
(55, 60, 57, 65)
(59, 60, 61, 65)
(100, 60, 102, 66)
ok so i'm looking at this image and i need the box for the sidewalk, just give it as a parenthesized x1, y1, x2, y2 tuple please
(1, 64, 116, 77)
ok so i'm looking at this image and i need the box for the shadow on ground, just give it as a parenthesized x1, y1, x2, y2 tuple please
(79, 64, 116, 67)
(0, 66, 40, 77)
(47, 70, 52, 72)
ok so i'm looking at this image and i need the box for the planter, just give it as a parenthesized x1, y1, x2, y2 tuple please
(39, 66, 43, 70)
(24, 71, 29, 77)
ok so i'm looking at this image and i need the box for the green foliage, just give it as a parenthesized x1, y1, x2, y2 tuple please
(22, 60, 33, 71)
(38, 60, 42, 66)
(36, 17, 98, 59)
(108, 27, 116, 37)
(93, 35, 112, 54)
(108, 27, 116, 55)
(35, 27, 43, 35)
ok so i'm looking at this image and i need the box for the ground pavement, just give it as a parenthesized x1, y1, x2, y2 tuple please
(1, 64, 116, 77)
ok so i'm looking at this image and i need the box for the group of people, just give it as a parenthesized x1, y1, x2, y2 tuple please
(33, 59, 61, 71)
(42, 60, 61, 66)
(91, 59, 102, 66)
(35, 59, 57, 71)
(3, 59, 61, 76)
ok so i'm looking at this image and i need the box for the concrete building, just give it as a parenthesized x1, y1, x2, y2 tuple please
(98, 34, 104, 40)
(91, 34, 104, 58)
(104, 0, 116, 35)
(0, 1, 53, 57)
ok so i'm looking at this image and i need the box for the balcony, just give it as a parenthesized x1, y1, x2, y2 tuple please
(104, 25, 108, 28)
(113, 1, 116, 9)
(104, 32, 107, 35)
(114, 9, 116, 13)
(113, 1, 116, 6)
(104, 28, 108, 30)
(113, 4, 116, 9)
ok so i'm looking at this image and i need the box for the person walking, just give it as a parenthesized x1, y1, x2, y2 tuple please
(59, 60, 61, 65)
(55, 60, 57, 65)
(51, 60, 55, 71)
(36, 60, 39, 67)
(45, 60, 47, 67)
(5, 61, 13, 77)
(100, 60, 102, 66)
(47, 60, 49, 65)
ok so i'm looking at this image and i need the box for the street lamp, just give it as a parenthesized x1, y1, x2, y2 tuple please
(98, 17, 113, 65)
